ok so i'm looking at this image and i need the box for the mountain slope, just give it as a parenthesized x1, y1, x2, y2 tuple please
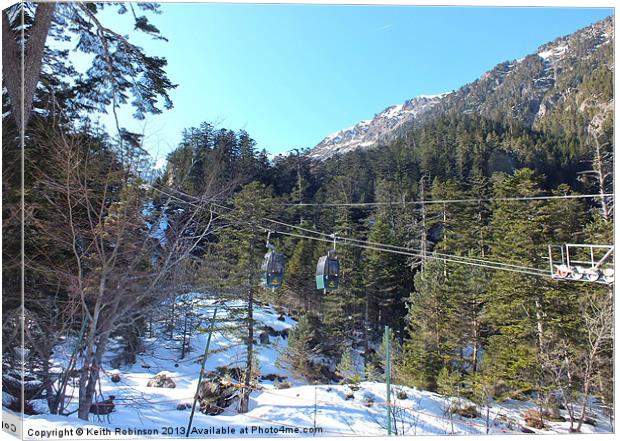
(308, 94, 448, 160)
(309, 16, 613, 160)
(16, 295, 613, 437)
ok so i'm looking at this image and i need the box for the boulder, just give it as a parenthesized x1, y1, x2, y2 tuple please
(451, 404, 479, 418)
(259, 332, 270, 344)
(147, 373, 176, 389)
(583, 415, 598, 426)
(110, 374, 121, 383)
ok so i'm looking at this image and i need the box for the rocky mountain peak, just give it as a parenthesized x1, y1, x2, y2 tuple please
(308, 15, 613, 161)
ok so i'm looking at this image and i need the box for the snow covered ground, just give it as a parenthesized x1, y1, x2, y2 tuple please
(5, 295, 614, 439)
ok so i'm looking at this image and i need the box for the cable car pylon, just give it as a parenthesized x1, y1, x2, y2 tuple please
(548, 243, 614, 285)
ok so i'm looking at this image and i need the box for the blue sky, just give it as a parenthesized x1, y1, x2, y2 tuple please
(90, 4, 613, 161)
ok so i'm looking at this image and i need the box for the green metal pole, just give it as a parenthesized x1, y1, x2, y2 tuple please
(186, 306, 218, 437)
(385, 326, 392, 436)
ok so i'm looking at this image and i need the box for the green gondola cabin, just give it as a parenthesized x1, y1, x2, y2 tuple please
(316, 253, 339, 290)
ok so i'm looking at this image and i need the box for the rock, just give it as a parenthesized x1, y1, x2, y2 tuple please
(277, 314, 286, 322)
(147, 373, 176, 389)
(396, 390, 408, 400)
(521, 426, 535, 433)
(583, 415, 597, 426)
(363, 394, 374, 407)
(451, 404, 479, 418)
(90, 397, 115, 415)
(176, 403, 190, 411)
(280, 329, 289, 339)
(259, 332, 270, 345)
(544, 394, 563, 420)
(345, 392, 355, 400)
(110, 374, 121, 383)
(141, 363, 151, 369)
(523, 409, 545, 429)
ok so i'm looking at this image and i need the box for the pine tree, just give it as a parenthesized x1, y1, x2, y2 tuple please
(336, 347, 361, 385)
(399, 259, 451, 391)
(283, 226, 318, 313)
(208, 181, 277, 413)
(279, 313, 324, 380)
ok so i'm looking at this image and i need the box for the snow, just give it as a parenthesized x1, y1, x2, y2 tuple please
(12, 295, 614, 439)
(154, 158, 167, 170)
(309, 92, 450, 160)
(538, 45, 568, 60)
(417, 92, 451, 99)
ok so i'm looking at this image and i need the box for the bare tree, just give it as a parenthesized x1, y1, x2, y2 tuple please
(27, 123, 225, 420)
(574, 292, 613, 432)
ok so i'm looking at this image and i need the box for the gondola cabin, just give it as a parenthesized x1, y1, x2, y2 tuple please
(261, 250, 285, 289)
(316, 254, 339, 291)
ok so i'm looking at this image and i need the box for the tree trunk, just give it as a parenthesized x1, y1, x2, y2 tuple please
(239, 236, 256, 414)
(2, 3, 56, 129)
(77, 330, 110, 420)
(592, 137, 610, 222)
(239, 287, 254, 413)
(534, 295, 545, 355)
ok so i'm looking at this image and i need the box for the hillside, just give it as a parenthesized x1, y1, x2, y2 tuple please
(11, 295, 613, 437)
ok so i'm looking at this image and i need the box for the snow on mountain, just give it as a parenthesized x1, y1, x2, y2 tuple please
(308, 93, 449, 160)
(308, 16, 613, 161)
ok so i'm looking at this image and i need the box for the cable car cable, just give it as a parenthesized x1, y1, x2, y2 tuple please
(279, 193, 614, 207)
(144, 185, 583, 279)
(272, 229, 551, 278)
(262, 217, 548, 275)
